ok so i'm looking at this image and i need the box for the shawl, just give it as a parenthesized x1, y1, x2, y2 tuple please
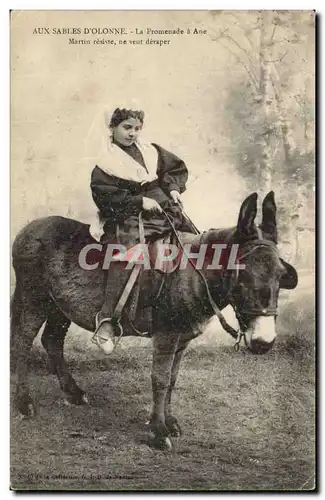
(89, 138, 158, 241)
(96, 138, 158, 184)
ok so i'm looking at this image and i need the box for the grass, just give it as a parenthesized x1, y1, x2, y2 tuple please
(10, 344, 315, 491)
(10, 289, 315, 491)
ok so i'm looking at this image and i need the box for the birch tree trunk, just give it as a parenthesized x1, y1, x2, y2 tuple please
(258, 11, 275, 196)
(271, 64, 303, 263)
(271, 64, 296, 164)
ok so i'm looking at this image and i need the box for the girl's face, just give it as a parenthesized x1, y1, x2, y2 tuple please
(112, 117, 143, 146)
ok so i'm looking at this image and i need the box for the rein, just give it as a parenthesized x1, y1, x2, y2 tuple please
(161, 209, 239, 342)
(162, 209, 279, 350)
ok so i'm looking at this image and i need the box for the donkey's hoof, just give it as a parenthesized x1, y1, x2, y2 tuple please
(17, 403, 36, 420)
(26, 402, 36, 418)
(166, 417, 182, 437)
(81, 394, 89, 405)
(64, 391, 88, 406)
(150, 434, 173, 451)
(15, 394, 36, 418)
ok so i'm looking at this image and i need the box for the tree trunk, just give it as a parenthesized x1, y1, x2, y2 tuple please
(271, 64, 304, 264)
(258, 11, 275, 196)
(271, 64, 296, 165)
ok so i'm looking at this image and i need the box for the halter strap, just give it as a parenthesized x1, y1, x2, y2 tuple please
(238, 236, 279, 262)
(161, 211, 279, 348)
(231, 236, 280, 327)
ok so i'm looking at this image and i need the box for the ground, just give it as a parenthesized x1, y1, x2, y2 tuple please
(10, 336, 315, 491)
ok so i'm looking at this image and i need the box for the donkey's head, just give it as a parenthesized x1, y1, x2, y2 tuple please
(229, 191, 298, 354)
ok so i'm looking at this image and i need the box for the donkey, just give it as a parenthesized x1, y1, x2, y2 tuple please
(11, 191, 297, 449)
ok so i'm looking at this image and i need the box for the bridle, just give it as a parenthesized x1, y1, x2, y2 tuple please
(230, 233, 279, 313)
(227, 235, 280, 349)
(162, 211, 279, 350)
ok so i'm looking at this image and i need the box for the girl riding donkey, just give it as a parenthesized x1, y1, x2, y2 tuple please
(90, 107, 195, 354)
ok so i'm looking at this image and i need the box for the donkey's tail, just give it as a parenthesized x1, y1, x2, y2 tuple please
(10, 278, 23, 372)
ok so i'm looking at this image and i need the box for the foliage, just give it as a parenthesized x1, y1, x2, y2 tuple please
(278, 291, 315, 362)
(213, 11, 315, 234)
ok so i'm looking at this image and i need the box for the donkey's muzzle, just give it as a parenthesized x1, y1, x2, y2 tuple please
(250, 337, 275, 354)
(246, 316, 276, 354)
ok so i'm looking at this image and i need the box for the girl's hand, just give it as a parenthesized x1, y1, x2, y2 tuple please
(142, 197, 163, 213)
(170, 190, 183, 208)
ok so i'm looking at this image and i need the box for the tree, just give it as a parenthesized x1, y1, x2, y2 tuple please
(211, 11, 315, 262)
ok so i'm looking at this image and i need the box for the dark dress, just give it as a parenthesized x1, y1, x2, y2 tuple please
(90, 142, 192, 246)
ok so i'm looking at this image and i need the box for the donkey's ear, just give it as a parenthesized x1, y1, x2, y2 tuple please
(279, 259, 298, 290)
(261, 191, 277, 242)
(237, 192, 258, 236)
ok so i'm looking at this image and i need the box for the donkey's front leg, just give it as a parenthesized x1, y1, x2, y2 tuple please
(164, 339, 190, 437)
(149, 331, 180, 450)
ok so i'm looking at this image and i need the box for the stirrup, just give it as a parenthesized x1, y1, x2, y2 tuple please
(92, 314, 124, 351)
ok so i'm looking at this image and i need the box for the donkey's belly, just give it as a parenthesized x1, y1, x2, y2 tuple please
(46, 247, 161, 335)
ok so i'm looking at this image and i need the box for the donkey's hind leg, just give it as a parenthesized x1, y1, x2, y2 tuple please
(41, 303, 88, 406)
(11, 282, 48, 417)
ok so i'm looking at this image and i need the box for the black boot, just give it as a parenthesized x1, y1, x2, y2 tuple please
(92, 264, 128, 355)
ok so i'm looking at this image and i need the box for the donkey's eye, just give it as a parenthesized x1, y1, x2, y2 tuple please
(276, 266, 286, 278)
